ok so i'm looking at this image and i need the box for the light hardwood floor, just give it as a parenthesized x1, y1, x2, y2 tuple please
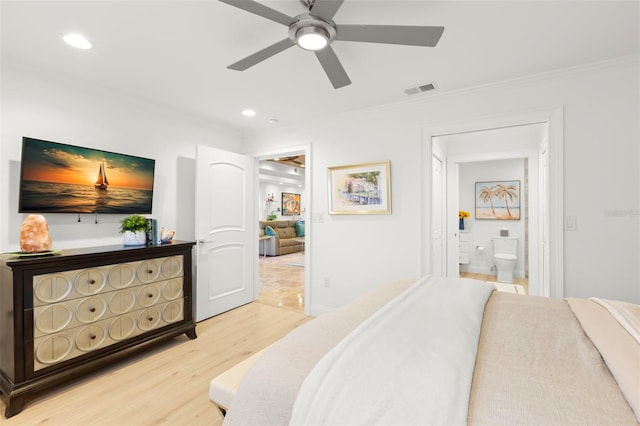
(460, 272, 529, 294)
(0, 303, 311, 426)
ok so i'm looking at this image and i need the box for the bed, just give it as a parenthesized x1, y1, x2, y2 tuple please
(221, 276, 639, 425)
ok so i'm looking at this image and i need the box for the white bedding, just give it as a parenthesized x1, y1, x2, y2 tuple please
(289, 276, 494, 426)
(224, 278, 639, 426)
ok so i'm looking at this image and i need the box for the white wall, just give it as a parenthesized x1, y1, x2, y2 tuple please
(1, 61, 244, 251)
(246, 56, 640, 313)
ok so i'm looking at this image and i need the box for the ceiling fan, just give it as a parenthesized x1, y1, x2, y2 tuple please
(220, 0, 444, 89)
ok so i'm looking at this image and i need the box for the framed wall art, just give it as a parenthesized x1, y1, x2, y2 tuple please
(328, 161, 391, 215)
(475, 180, 520, 220)
(281, 192, 301, 216)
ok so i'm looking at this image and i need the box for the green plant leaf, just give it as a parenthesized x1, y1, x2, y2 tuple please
(119, 214, 150, 233)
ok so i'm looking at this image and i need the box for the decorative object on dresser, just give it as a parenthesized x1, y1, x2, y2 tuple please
(19, 214, 53, 253)
(0, 241, 196, 418)
(160, 227, 176, 244)
(120, 214, 150, 246)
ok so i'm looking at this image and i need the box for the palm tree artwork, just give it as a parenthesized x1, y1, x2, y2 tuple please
(478, 186, 497, 216)
(494, 183, 518, 219)
(475, 180, 520, 220)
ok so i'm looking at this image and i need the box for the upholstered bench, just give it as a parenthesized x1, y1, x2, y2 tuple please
(209, 344, 272, 416)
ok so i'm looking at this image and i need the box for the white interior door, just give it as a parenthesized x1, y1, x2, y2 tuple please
(431, 155, 444, 277)
(195, 145, 255, 321)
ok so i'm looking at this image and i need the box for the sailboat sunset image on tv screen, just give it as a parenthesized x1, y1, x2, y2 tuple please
(18, 137, 155, 214)
(95, 162, 109, 190)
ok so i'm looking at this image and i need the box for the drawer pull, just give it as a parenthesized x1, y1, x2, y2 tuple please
(90, 334, 96, 340)
(89, 279, 96, 284)
(148, 293, 153, 298)
(89, 307, 96, 313)
(147, 270, 153, 274)
(147, 316, 154, 321)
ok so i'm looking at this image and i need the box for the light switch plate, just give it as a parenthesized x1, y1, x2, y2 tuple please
(564, 216, 577, 231)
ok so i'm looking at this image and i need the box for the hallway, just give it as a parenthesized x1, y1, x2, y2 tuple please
(257, 252, 304, 313)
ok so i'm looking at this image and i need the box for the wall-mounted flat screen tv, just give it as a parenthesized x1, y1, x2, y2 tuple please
(19, 137, 156, 214)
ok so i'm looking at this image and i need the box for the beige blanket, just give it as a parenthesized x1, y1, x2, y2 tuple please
(470, 292, 637, 425)
(224, 280, 638, 426)
(567, 297, 640, 422)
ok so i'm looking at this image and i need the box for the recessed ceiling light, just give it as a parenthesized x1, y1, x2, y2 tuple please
(63, 33, 92, 50)
(241, 109, 256, 117)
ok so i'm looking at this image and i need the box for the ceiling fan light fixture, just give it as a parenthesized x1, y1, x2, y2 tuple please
(296, 26, 328, 51)
(63, 33, 92, 50)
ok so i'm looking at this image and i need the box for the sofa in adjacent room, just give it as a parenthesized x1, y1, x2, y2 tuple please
(258, 220, 304, 256)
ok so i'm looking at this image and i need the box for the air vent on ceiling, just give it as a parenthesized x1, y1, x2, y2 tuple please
(404, 82, 437, 96)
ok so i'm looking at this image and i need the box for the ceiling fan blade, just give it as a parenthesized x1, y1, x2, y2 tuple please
(310, 0, 344, 21)
(228, 38, 296, 71)
(314, 46, 351, 89)
(335, 25, 444, 47)
(219, 0, 295, 26)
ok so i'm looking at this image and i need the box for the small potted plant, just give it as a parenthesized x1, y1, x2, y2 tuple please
(120, 214, 149, 246)
(266, 214, 277, 221)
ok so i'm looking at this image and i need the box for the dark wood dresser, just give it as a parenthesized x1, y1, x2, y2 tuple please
(0, 241, 196, 417)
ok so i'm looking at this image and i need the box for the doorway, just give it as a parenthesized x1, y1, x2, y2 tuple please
(255, 148, 310, 314)
(423, 107, 564, 299)
(438, 124, 543, 295)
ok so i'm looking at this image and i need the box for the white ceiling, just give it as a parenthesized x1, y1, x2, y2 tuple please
(2, 1, 638, 134)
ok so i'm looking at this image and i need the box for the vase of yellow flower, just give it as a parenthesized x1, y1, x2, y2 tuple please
(459, 210, 470, 230)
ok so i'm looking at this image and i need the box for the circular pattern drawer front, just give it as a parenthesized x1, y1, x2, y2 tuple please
(161, 279, 183, 301)
(109, 315, 136, 341)
(137, 260, 161, 283)
(35, 334, 73, 365)
(76, 325, 107, 352)
(108, 263, 137, 289)
(35, 305, 73, 335)
(75, 269, 107, 296)
(162, 301, 184, 323)
(138, 284, 161, 307)
(108, 289, 136, 315)
(76, 296, 108, 324)
(161, 256, 183, 279)
(34, 274, 73, 304)
(138, 307, 161, 331)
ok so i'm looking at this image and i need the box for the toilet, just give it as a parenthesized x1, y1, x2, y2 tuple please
(492, 237, 518, 283)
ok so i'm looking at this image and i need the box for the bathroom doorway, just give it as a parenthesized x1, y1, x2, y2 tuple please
(424, 107, 564, 299)
(437, 123, 543, 295)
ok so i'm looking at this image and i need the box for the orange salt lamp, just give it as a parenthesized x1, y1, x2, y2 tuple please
(20, 214, 53, 253)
